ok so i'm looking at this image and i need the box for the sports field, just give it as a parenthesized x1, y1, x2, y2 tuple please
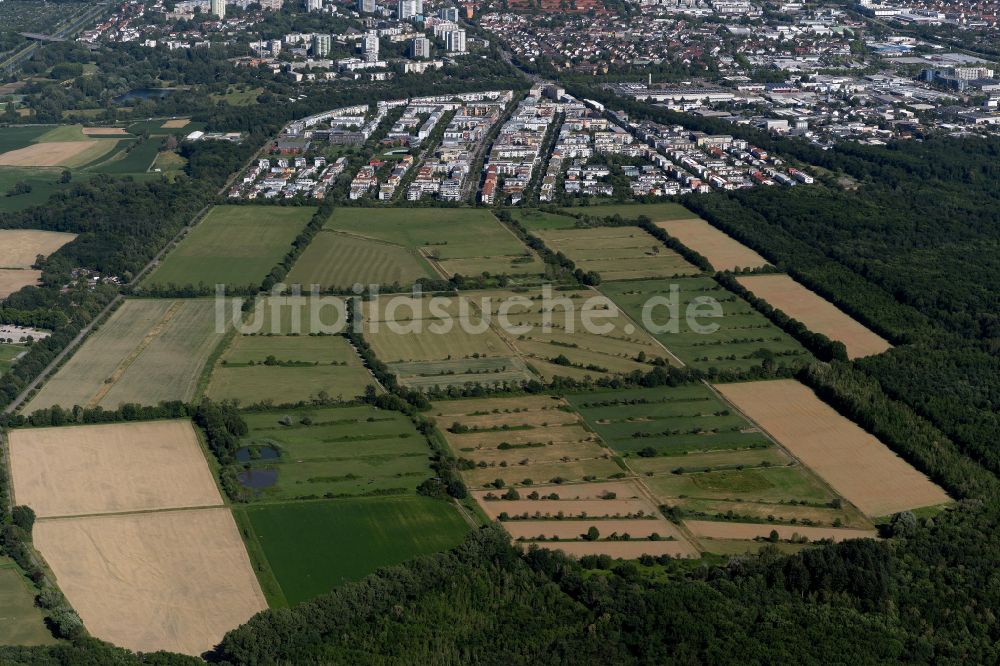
(0, 229, 77, 268)
(0, 269, 40, 299)
(286, 230, 435, 289)
(235, 405, 433, 500)
(558, 202, 693, 222)
(144, 205, 314, 290)
(324, 208, 543, 279)
(600, 277, 810, 372)
(656, 218, 770, 272)
(206, 335, 376, 405)
(238, 496, 470, 605)
(735, 274, 892, 359)
(714, 379, 951, 516)
(8, 420, 223, 518)
(36, 508, 267, 655)
(0, 559, 56, 646)
(534, 226, 699, 280)
(26, 299, 227, 411)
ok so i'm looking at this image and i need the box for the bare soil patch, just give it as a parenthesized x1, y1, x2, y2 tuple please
(656, 218, 770, 271)
(0, 269, 40, 299)
(0, 230, 77, 268)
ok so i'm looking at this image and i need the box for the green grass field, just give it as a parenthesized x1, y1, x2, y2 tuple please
(287, 230, 435, 290)
(0, 559, 57, 646)
(600, 277, 811, 373)
(511, 209, 578, 230)
(0, 344, 26, 376)
(236, 405, 432, 500)
(206, 335, 377, 405)
(26, 299, 227, 411)
(144, 205, 314, 290)
(534, 227, 700, 280)
(0, 127, 50, 153)
(0, 167, 86, 212)
(389, 356, 535, 390)
(88, 138, 159, 174)
(324, 208, 541, 279)
(566, 384, 773, 456)
(239, 496, 470, 605)
(557, 202, 694, 222)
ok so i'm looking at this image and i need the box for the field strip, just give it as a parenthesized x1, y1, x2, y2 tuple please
(686, 520, 877, 543)
(592, 285, 686, 367)
(34, 503, 227, 521)
(85, 301, 183, 408)
(417, 247, 453, 280)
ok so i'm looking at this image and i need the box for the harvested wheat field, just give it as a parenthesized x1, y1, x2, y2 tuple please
(82, 127, 129, 135)
(505, 519, 676, 541)
(0, 230, 77, 268)
(686, 520, 877, 543)
(35, 508, 267, 655)
(736, 274, 891, 359)
(0, 140, 116, 168)
(0, 269, 40, 299)
(656, 218, 769, 271)
(715, 379, 950, 516)
(162, 119, 191, 128)
(8, 421, 223, 518)
(523, 540, 696, 558)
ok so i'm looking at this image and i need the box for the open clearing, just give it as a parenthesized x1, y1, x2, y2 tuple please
(325, 207, 542, 280)
(8, 420, 222, 518)
(36, 508, 267, 656)
(238, 496, 469, 605)
(0, 269, 40, 299)
(0, 559, 56, 646)
(0, 344, 26, 376)
(534, 226, 699, 280)
(0, 229, 77, 268)
(512, 208, 577, 230)
(162, 119, 191, 128)
(144, 205, 314, 290)
(601, 277, 810, 373)
(0, 139, 119, 168)
(206, 335, 376, 405)
(287, 230, 436, 290)
(236, 405, 433, 500)
(686, 520, 877, 543)
(714, 379, 950, 516)
(656, 218, 769, 272)
(736, 274, 892, 359)
(26, 299, 226, 411)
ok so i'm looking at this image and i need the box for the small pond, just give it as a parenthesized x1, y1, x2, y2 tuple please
(235, 446, 280, 463)
(113, 88, 174, 104)
(237, 468, 278, 489)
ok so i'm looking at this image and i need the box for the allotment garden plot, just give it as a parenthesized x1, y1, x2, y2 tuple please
(206, 334, 376, 405)
(322, 207, 544, 281)
(533, 226, 699, 280)
(143, 205, 314, 291)
(25, 299, 226, 411)
(715, 379, 950, 517)
(601, 277, 810, 373)
(736, 274, 892, 359)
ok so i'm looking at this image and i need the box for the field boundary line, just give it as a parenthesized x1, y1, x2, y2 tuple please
(35, 503, 228, 522)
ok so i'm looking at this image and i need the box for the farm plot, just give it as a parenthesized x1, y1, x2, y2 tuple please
(533, 226, 699, 280)
(36, 508, 267, 655)
(432, 395, 623, 489)
(0, 269, 39, 299)
(686, 520, 877, 544)
(601, 277, 810, 373)
(715, 379, 951, 517)
(206, 335, 376, 405)
(0, 167, 85, 212)
(511, 208, 577, 230)
(0, 229, 76, 268)
(474, 479, 698, 559)
(286, 231, 435, 290)
(25, 299, 227, 411)
(390, 356, 534, 391)
(324, 207, 543, 279)
(0, 139, 120, 168)
(144, 205, 314, 290)
(238, 496, 469, 605)
(656, 218, 769, 272)
(558, 202, 693, 222)
(0, 559, 56, 646)
(235, 405, 433, 500)
(736, 274, 892, 359)
(250, 294, 349, 335)
(567, 384, 773, 457)
(7, 420, 223, 518)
